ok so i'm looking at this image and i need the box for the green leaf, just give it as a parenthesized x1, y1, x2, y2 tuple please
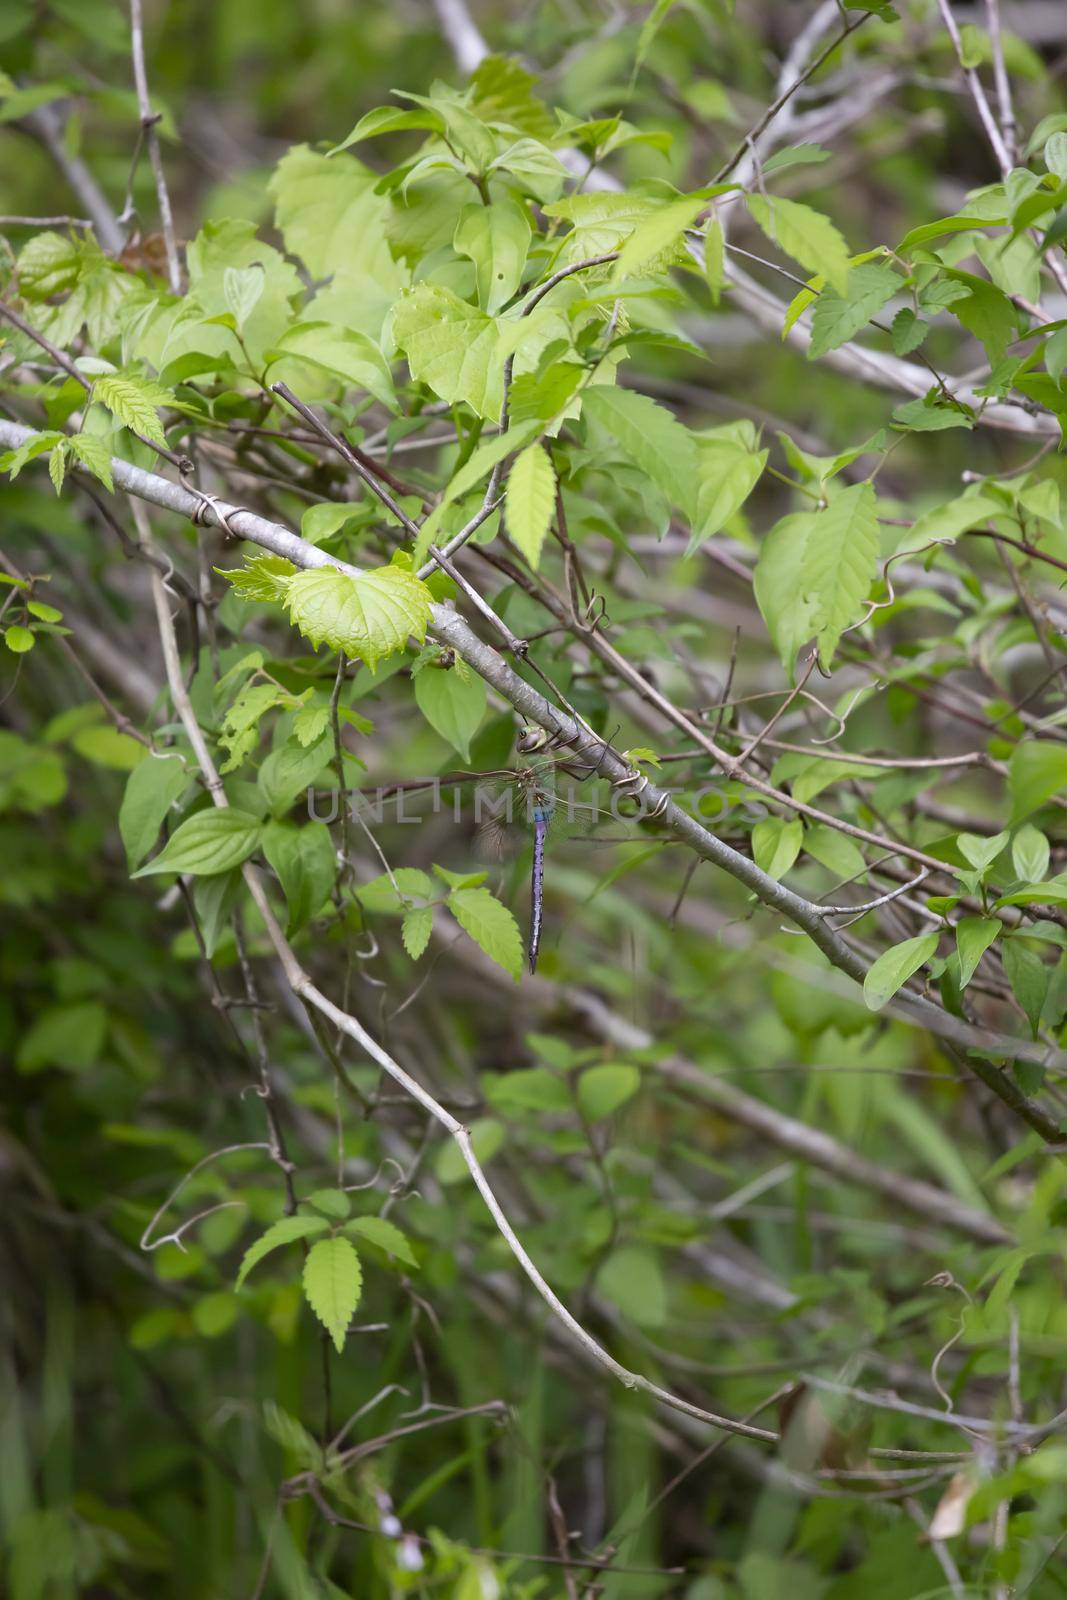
(863, 932, 940, 1011)
(68, 431, 115, 491)
(221, 554, 297, 604)
(261, 1399, 322, 1465)
(1002, 939, 1049, 1038)
(454, 199, 531, 314)
(223, 264, 265, 329)
(357, 866, 433, 913)
(132, 808, 264, 878)
(413, 658, 486, 761)
(957, 830, 1008, 874)
(596, 1245, 666, 1328)
(612, 193, 704, 279)
(16, 1000, 107, 1073)
(119, 755, 189, 871)
(306, 1188, 350, 1220)
(808, 263, 899, 358)
(302, 1236, 362, 1353)
(435, 1117, 505, 1185)
(71, 724, 147, 772)
(4, 624, 34, 654)
(262, 820, 337, 934)
(1013, 824, 1050, 884)
(345, 1215, 418, 1267)
(236, 1214, 329, 1288)
(93, 370, 174, 447)
(1010, 740, 1067, 823)
(577, 1063, 641, 1121)
(270, 322, 395, 411)
(890, 306, 928, 355)
(956, 916, 1001, 987)
(755, 483, 879, 672)
(484, 1066, 572, 1113)
(448, 885, 524, 980)
(192, 869, 240, 959)
(401, 905, 433, 959)
(269, 144, 400, 285)
(995, 878, 1067, 909)
(752, 816, 804, 881)
(689, 426, 767, 554)
(390, 284, 509, 419)
(705, 215, 725, 305)
(891, 396, 973, 433)
(284, 564, 433, 668)
(747, 193, 849, 295)
(581, 384, 698, 520)
(505, 441, 556, 568)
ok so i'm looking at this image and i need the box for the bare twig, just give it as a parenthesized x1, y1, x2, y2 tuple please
(128, 0, 182, 292)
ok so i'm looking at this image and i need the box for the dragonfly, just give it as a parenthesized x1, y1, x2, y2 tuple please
(472, 720, 621, 974)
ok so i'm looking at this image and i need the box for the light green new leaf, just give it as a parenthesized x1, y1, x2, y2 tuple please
(413, 659, 486, 760)
(803, 482, 880, 669)
(302, 1236, 362, 1353)
(401, 905, 433, 960)
(808, 263, 899, 358)
(582, 384, 699, 520)
(454, 199, 531, 313)
(753, 512, 818, 677)
(5, 625, 34, 654)
(284, 564, 433, 668)
(270, 322, 395, 411)
(306, 1188, 350, 1219)
(269, 144, 400, 286)
(414, 418, 541, 561)
(345, 1215, 418, 1267)
(956, 916, 1001, 987)
(449, 886, 524, 980)
(93, 371, 174, 447)
(235, 1214, 329, 1288)
(612, 193, 704, 279)
(1010, 740, 1067, 823)
(596, 1245, 666, 1329)
(506, 442, 556, 568)
(132, 808, 264, 879)
(119, 753, 189, 869)
(390, 284, 507, 419)
(752, 817, 804, 881)
(747, 194, 849, 295)
(689, 428, 767, 554)
(223, 264, 265, 329)
(577, 1063, 641, 1121)
(705, 215, 725, 305)
(221, 554, 297, 604)
(1012, 824, 1050, 884)
(68, 432, 115, 491)
(863, 932, 939, 1011)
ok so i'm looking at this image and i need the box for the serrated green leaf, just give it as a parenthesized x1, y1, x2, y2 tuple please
(804, 483, 880, 669)
(582, 384, 698, 520)
(93, 371, 174, 447)
(448, 885, 524, 980)
(808, 264, 899, 358)
(68, 431, 114, 491)
(345, 1214, 418, 1267)
(302, 1236, 362, 1353)
(612, 193, 704, 279)
(284, 564, 433, 668)
(863, 932, 940, 1011)
(689, 428, 767, 555)
(402, 905, 433, 959)
(505, 442, 556, 568)
(132, 807, 264, 878)
(235, 1214, 329, 1288)
(220, 554, 297, 604)
(747, 193, 849, 295)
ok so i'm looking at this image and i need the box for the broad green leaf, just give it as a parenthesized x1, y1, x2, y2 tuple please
(581, 384, 698, 520)
(270, 322, 395, 411)
(1013, 824, 1050, 884)
(236, 1214, 329, 1288)
(132, 807, 264, 878)
(69, 724, 145, 771)
(5, 625, 34, 653)
(413, 657, 486, 761)
(596, 1245, 666, 1328)
(1001, 939, 1050, 1038)
(306, 1188, 350, 1219)
(284, 564, 433, 668)
(754, 512, 818, 676)
(118, 754, 189, 869)
(390, 284, 507, 419)
(612, 193, 704, 279)
(448, 886, 524, 980)
(357, 866, 433, 913)
(577, 1063, 640, 1121)
(905, 492, 998, 549)
(808, 263, 899, 358)
(345, 1215, 418, 1267)
(747, 193, 849, 295)
(454, 199, 531, 313)
(302, 1236, 362, 1353)
(328, 104, 441, 154)
(258, 731, 335, 817)
(191, 869, 240, 959)
(803, 482, 880, 669)
(752, 816, 804, 881)
(402, 905, 433, 959)
(16, 1001, 107, 1073)
(890, 306, 927, 355)
(269, 144, 400, 286)
(995, 878, 1067, 909)
(223, 264, 265, 329)
(956, 916, 1001, 987)
(435, 1117, 505, 1184)
(505, 441, 556, 568)
(262, 819, 337, 934)
(1010, 740, 1067, 823)
(891, 396, 973, 433)
(93, 371, 174, 447)
(483, 1066, 572, 1113)
(863, 931, 939, 1011)
(957, 830, 1008, 874)
(689, 427, 767, 554)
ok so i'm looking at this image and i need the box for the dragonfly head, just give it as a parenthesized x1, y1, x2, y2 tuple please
(515, 721, 551, 756)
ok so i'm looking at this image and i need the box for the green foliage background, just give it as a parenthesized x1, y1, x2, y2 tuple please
(4, 0, 1067, 1596)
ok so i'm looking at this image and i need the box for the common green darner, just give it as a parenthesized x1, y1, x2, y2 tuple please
(471, 720, 627, 974)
